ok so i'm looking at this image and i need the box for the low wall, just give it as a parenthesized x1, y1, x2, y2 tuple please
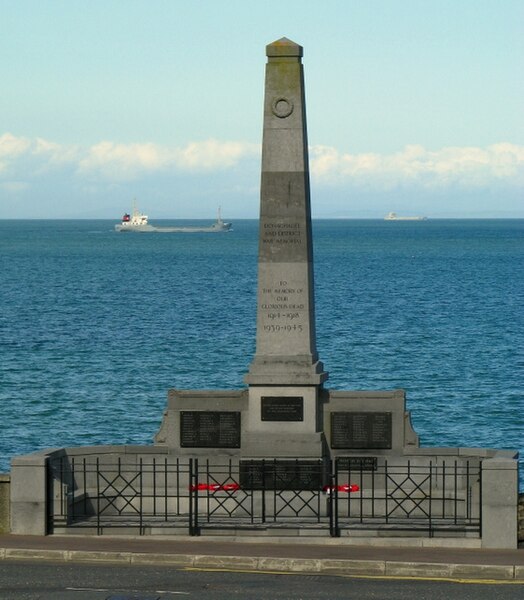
(8, 445, 520, 547)
(0, 474, 10, 534)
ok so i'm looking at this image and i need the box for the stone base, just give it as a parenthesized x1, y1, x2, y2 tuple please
(245, 356, 328, 386)
(154, 387, 420, 459)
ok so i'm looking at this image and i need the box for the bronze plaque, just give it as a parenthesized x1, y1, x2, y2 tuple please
(261, 396, 304, 421)
(180, 411, 241, 448)
(331, 412, 392, 449)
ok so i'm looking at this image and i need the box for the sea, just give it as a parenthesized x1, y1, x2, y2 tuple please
(1, 218, 522, 490)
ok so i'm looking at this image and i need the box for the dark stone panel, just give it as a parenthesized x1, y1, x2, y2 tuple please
(261, 396, 304, 421)
(330, 412, 392, 449)
(180, 411, 241, 448)
(239, 459, 324, 490)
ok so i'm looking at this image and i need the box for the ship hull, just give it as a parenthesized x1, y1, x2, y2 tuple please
(115, 224, 232, 233)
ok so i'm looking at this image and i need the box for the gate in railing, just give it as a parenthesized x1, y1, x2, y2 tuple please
(47, 455, 481, 537)
(190, 459, 328, 535)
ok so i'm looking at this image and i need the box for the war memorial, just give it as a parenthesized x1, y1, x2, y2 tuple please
(10, 38, 519, 548)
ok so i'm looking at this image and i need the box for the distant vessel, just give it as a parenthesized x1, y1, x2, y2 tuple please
(115, 204, 232, 233)
(384, 212, 427, 221)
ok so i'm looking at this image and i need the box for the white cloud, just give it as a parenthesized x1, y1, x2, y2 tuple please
(310, 143, 524, 189)
(78, 139, 260, 179)
(33, 137, 79, 168)
(77, 141, 170, 179)
(173, 139, 259, 170)
(0, 134, 260, 182)
(1, 133, 522, 192)
(0, 133, 32, 173)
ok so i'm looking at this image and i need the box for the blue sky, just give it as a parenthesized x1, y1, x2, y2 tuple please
(1, 0, 522, 218)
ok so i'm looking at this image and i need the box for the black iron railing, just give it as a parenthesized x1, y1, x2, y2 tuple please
(47, 455, 481, 537)
(332, 458, 480, 537)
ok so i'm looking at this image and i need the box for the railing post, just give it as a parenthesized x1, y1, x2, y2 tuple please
(261, 459, 266, 523)
(329, 459, 340, 537)
(188, 458, 196, 535)
(65, 456, 70, 525)
(96, 457, 101, 535)
(194, 458, 200, 535)
(152, 457, 157, 517)
(139, 458, 143, 535)
(442, 460, 446, 519)
(429, 460, 433, 536)
(454, 460, 458, 524)
(164, 458, 169, 522)
(385, 459, 389, 524)
(328, 462, 334, 536)
(82, 457, 87, 518)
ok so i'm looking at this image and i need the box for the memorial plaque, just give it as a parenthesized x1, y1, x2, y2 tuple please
(261, 396, 304, 421)
(180, 411, 241, 448)
(337, 457, 378, 471)
(330, 412, 392, 449)
(239, 460, 323, 490)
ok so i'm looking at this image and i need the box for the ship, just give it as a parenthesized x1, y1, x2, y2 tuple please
(115, 204, 232, 233)
(384, 212, 427, 221)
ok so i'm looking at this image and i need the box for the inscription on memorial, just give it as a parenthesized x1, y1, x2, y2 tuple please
(260, 277, 307, 335)
(330, 412, 392, 449)
(261, 222, 303, 246)
(337, 457, 378, 471)
(239, 460, 323, 490)
(258, 220, 307, 336)
(261, 396, 304, 421)
(180, 411, 241, 448)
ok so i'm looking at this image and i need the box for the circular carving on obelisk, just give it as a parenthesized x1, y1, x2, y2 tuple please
(271, 97, 294, 118)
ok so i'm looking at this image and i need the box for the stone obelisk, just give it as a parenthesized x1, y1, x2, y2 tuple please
(244, 38, 328, 457)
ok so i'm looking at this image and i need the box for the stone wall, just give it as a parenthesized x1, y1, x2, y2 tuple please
(0, 474, 10, 534)
(519, 493, 524, 544)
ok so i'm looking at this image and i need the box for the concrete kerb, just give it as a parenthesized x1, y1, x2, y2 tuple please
(321, 559, 386, 575)
(5, 548, 69, 562)
(1, 546, 523, 580)
(385, 561, 452, 578)
(67, 550, 133, 564)
(130, 552, 196, 567)
(256, 557, 323, 573)
(449, 563, 516, 580)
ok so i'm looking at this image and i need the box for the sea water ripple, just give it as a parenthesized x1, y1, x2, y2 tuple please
(0, 219, 522, 489)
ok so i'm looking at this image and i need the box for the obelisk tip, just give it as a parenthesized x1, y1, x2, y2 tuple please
(266, 37, 303, 59)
